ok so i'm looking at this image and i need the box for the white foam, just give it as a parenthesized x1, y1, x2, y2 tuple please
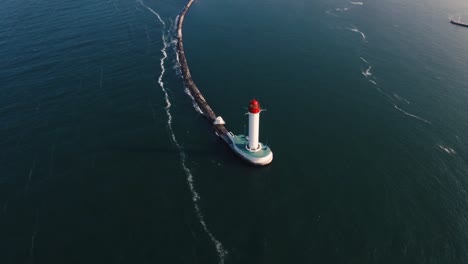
(140, 3, 226, 262)
(348, 27, 366, 41)
(181, 154, 228, 263)
(393, 105, 431, 124)
(174, 15, 180, 32)
(168, 23, 203, 116)
(349, 1, 364, 5)
(374, 86, 395, 103)
(137, 0, 165, 26)
(156, 34, 172, 124)
(335, 7, 349, 12)
(171, 37, 182, 75)
(393, 93, 410, 104)
(437, 144, 456, 155)
(325, 9, 339, 17)
(184, 87, 204, 114)
(362, 66, 372, 77)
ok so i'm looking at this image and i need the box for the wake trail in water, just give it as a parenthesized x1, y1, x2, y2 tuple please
(139, 2, 226, 263)
(358, 58, 427, 123)
(360, 57, 377, 84)
(359, 64, 427, 123)
(335, 7, 349, 12)
(393, 93, 410, 104)
(362, 66, 372, 77)
(137, 0, 165, 26)
(393, 105, 431, 124)
(348, 27, 366, 41)
(327, 0, 363, 15)
(375, 87, 395, 103)
(438, 144, 456, 155)
(325, 9, 339, 17)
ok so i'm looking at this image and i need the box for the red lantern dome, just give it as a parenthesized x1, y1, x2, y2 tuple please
(249, 99, 260, 114)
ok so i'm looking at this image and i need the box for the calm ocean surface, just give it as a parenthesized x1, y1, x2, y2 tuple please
(2, 0, 468, 263)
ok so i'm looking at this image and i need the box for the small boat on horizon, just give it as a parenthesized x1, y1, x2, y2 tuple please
(450, 18, 468, 27)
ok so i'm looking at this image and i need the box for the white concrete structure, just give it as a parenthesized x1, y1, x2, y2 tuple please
(213, 116, 226, 125)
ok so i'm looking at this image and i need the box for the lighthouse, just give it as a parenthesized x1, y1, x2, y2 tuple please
(223, 98, 273, 165)
(247, 99, 261, 152)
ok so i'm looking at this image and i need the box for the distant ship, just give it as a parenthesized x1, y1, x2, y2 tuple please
(450, 18, 468, 27)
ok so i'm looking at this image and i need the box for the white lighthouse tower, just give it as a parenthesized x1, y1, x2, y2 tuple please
(225, 98, 273, 165)
(247, 99, 261, 152)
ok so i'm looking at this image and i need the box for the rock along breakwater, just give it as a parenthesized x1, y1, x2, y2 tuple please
(176, 0, 273, 166)
(176, 0, 230, 137)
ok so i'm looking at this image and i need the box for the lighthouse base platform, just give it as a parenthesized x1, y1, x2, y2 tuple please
(224, 133, 273, 166)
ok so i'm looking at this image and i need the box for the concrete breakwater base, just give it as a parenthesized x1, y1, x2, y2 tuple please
(176, 0, 273, 166)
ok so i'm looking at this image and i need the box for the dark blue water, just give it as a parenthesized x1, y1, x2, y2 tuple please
(2, 0, 468, 263)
